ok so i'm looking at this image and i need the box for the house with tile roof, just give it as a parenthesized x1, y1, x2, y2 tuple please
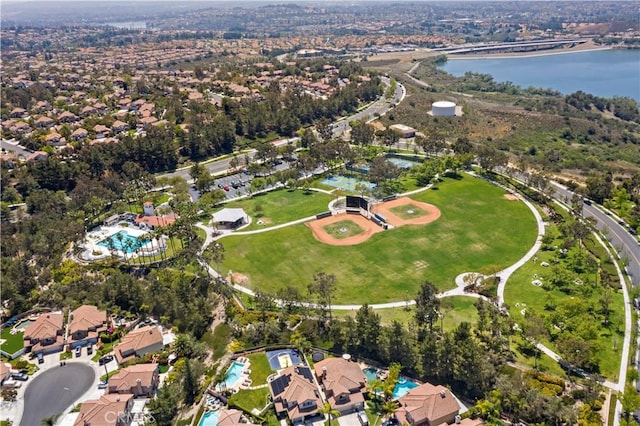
(313, 357, 366, 414)
(217, 409, 261, 426)
(0, 362, 12, 385)
(108, 363, 159, 397)
(394, 383, 460, 426)
(113, 326, 164, 365)
(73, 393, 134, 426)
(269, 365, 322, 425)
(68, 305, 108, 349)
(23, 312, 64, 355)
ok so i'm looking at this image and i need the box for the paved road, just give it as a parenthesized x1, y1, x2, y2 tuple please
(551, 182, 640, 286)
(159, 78, 404, 184)
(20, 363, 95, 426)
(1, 138, 32, 157)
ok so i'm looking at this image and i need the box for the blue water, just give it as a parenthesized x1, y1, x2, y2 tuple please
(224, 361, 244, 387)
(363, 367, 378, 383)
(98, 231, 149, 253)
(441, 49, 640, 101)
(387, 157, 421, 169)
(198, 410, 219, 426)
(321, 175, 376, 191)
(393, 377, 419, 399)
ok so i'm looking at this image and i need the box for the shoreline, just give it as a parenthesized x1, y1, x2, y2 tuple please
(447, 45, 614, 60)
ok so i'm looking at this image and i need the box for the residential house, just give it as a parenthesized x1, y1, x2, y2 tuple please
(112, 120, 128, 134)
(0, 362, 12, 385)
(59, 111, 80, 123)
(71, 128, 89, 141)
(81, 105, 97, 117)
(68, 305, 107, 349)
(10, 121, 32, 135)
(94, 124, 111, 139)
(134, 213, 176, 230)
(217, 409, 260, 426)
(10, 108, 28, 119)
(113, 326, 164, 364)
(74, 393, 134, 426)
(34, 116, 55, 128)
(45, 132, 63, 145)
(108, 363, 159, 397)
(23, 313, 64, 355)
(269, 365, 322, 425)
(313, 358, 366, 414)
(26, 151, 49, 163)
(394, 383, 460, 426)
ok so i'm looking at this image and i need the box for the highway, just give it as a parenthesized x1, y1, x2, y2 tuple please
(551, 182, 640, 286)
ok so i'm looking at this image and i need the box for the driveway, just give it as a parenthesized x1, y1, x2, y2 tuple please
(20, 363, 95, 426)
(338, 412, 362, 426)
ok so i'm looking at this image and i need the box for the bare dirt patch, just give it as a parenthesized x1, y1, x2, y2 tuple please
(372, 197, 441, 227)
(503, 194, 519, 201)
(230, 272, 249, 284)
(306, 214, 383, 246)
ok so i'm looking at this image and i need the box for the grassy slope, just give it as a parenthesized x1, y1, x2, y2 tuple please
(220, 174, 537, 304)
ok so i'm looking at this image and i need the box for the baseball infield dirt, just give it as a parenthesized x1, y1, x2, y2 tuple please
(371, 197, 441, 227)
(307, 197, 441, 246)
(306, 213, 383, 246)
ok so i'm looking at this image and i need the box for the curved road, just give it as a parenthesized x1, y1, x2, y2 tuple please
(551, 182, 640, 286)
(20, 363, 95, 426)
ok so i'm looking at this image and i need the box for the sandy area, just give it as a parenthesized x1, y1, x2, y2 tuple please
(503, 194, 519, 201)
(371, 197, 441, 227)
(306, 213, 383, 246)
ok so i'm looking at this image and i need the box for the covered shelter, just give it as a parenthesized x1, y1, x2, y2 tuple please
(212, 208, 247, 229)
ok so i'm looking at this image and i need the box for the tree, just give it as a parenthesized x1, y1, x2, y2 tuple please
(521, 313, 548, 370)
(308, 272, 337, 323)
(354, 182, 371, 199)
(147, 382, 180, 425)
(351, 121, 375, 145)
(414, 281, 440, 335)
(183, 359, 198, 405)
(619, 384, 640, 423)
(355, 304, 382, 359)
(320, 401, 340, 423)
(585, 172, 613, 204)
(475, 145, 508, 172)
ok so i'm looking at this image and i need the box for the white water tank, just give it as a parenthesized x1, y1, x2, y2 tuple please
(432, 101, 456, 117)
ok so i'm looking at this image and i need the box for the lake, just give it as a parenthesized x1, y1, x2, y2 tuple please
(441, 49, 640, 102)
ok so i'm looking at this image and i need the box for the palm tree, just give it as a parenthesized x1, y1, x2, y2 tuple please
(319, 401, 340, 425)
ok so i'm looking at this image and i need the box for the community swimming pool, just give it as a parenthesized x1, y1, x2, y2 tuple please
(222, 361, 244, 388)
(321, 175, 376, 192)
(393, 376, 419, 399)
(387, 156, 422, 169)
(97, 230, 149, 253)
(198, 410, 219, 426)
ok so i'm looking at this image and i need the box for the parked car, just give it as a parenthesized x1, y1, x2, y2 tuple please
(37, 353, 44, 364)
(87, 345, 93, 355)
(75, 346, 82, 357)
(11, 372, 28, 381)
(223, 185, 230, 191)
(98, 381, 108, 389)
(99, 355, 114, 365)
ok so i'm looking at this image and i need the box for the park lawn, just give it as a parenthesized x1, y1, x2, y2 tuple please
(247, 353, 273, 385)
(510, 335, 565, 376)
(0, 328, 24, 354)
(228, 387, 270, 415)
(219, 189, 332, 231)
(219, 174, 537, 304)
(504, 241, 625, 380)
(334, 296, 479, 332)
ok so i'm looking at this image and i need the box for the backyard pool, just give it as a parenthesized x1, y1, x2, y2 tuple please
(393, 376, 419, 399)
(14, 319, 35, 330)
(98, 231, 149, 253)
(198, 410, 219, 426)
(222, 361, 244, 388)
(363, 367, 378, 383)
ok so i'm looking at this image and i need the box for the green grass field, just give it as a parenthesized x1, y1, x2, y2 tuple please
(0, 328, 24, 354)
(218, 189, 332, 231)
(324, 220, 364, 239)
(247, 353, 273, 385)
(219, 175, 537, 304)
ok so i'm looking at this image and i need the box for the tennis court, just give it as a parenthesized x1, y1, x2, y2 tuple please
(266, 349, 303, 370)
